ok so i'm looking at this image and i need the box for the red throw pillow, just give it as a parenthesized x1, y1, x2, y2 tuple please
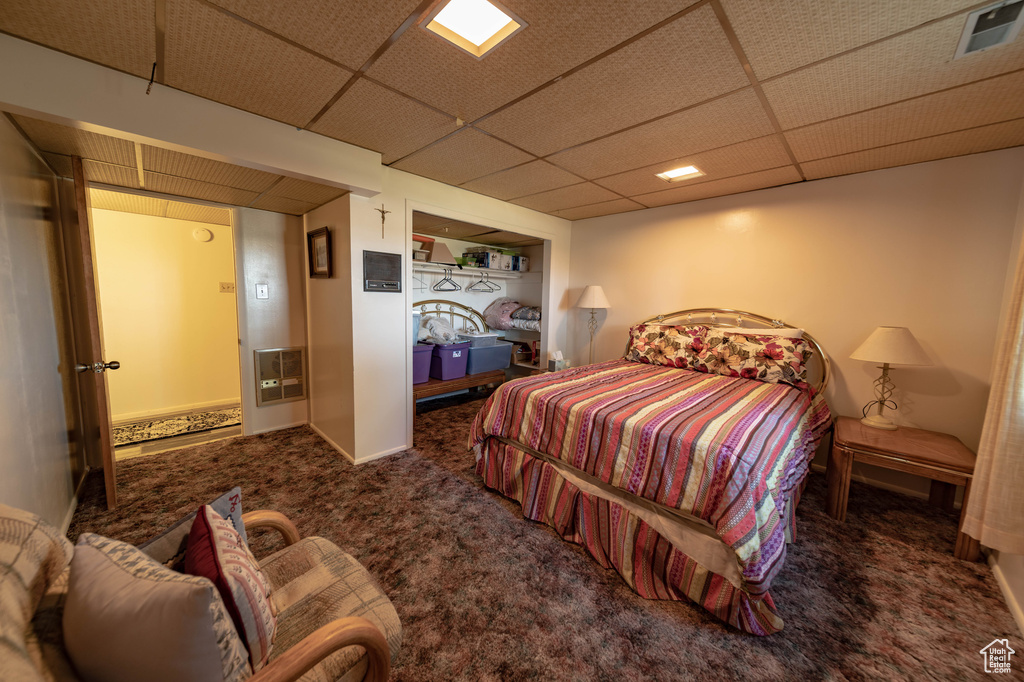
(185, 505, 276, 670)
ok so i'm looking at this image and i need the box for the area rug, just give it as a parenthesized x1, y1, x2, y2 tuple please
(112, 406, 241, 446)
(70, 396, 1019, 680)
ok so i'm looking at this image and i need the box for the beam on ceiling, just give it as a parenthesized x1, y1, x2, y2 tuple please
(0, 34, 383, 197)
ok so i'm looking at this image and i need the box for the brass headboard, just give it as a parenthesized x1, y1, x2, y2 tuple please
(413, 299, 488, 333)
(632, 307, 831, 393)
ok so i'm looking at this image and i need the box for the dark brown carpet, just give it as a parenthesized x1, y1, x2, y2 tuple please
(69, 394, 1019, 680)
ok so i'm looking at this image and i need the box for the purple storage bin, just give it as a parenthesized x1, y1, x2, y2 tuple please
(430, 341, 470, 381)
(413, 343, 432, 384)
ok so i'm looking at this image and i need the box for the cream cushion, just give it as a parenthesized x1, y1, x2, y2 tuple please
(62, 533, 251, 682)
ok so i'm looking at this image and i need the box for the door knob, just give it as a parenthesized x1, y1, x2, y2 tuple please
(75, 361, 121, 373)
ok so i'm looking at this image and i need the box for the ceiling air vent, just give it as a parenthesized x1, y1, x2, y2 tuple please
(254, 347, 306, 406)
(955, 1, 1024, 58)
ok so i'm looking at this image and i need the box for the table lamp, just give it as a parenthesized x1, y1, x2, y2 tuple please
(575, 285, 610, 364)
(850, 326, 931, 430)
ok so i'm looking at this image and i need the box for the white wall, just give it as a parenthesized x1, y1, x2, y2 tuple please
(92, 210, 240, 420)
(569, 148, 1024, 496)
(233, 208, 309, 435)
(0, 116, 80, 528)
(304, 196, 356, 457)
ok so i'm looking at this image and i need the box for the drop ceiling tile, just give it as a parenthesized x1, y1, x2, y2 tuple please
(786, 71, 1024, 162)
(594, 135, 792, 196)
(367, 0, 699, 121)
(477, 6, 748, 156)
(548, 89, 775, 179)
(554, 198, 646, 221)
(248, 195, 320, 215)
(763, 14, 1024, 130)
(413, 221, 496, 240)
(721, 0, 977, 80)
(144, 172, 259, 205)
(165, 0, 352, 127)
(90, 188, 167, 217)
(470, 230, 543, 247)
(12, 116, 136, 166)
(84, 161, 141, 189)
(635, 166, 802, 207)
(267, 177, 347, 205)
(412, 212, 459, 230)
(511, 182, 619, 213)
(392, 128, 533, 186)
(460, 160, 581, 201)
(802, 119, 1024, 180)
(41, 153, 73, 178)
(311, 78, 457, 164)
(204, 0, 422, 70)
(141, 146, 280, 192)
(165, 201, 232, 225)
(0, 0, 155, 78)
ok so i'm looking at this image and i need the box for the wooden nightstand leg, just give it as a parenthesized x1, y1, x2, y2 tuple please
(826, 444, 853, 522)
(954, 477, 981, 562)
(929, 480, 956, 513)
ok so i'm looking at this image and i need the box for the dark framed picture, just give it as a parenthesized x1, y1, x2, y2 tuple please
(307, 227, 332, 278)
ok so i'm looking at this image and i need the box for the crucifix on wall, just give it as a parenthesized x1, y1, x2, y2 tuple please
(374, 204, 391, 239)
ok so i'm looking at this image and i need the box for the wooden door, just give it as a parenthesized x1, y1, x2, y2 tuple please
(63, 156, 118, 508)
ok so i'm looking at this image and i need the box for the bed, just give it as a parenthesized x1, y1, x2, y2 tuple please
(468, 308, 832, 635)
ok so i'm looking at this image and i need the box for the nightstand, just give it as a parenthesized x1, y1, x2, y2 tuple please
(826, 416, 980, 561)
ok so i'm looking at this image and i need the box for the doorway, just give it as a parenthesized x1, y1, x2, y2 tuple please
(88, 189, 243, 459)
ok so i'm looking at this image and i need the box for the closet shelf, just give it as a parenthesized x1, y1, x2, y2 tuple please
(413, 263, 527, 280)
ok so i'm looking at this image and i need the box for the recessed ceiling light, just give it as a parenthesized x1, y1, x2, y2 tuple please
(954, 0, 1024, 58)
(655, 165, 703, 183)
(423, 0, 527, 59)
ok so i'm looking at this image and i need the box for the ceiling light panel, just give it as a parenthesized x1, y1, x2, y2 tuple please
(366, 0, 697, 121)
(423, 0, 526, 59)
(656, 165, 702, 181)
(636, 166, 801, 208)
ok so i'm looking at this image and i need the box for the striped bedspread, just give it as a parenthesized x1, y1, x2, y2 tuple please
(469, 359, 832, 597)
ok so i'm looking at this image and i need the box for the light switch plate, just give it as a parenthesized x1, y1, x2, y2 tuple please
(255, 283, 269, 299)
(219, 282, 235, 293)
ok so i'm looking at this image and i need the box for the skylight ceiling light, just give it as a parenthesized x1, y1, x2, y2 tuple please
(656, 165, 703, 183)
(423, 0, 527, 59)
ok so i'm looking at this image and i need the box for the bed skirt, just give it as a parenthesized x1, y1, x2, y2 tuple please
(475, 437, 786, 635)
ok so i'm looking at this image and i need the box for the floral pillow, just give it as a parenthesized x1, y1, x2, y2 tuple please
(700, 329, 812, 386)
(625, 324, 708, 370)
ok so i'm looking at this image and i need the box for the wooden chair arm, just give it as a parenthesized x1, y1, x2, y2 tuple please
(249, 616, 390, 682)
(242, 510, 301, 546)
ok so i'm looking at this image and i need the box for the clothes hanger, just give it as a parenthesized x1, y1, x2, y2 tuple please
(468, 272, 496, 292)
(432, 268, 461, 292)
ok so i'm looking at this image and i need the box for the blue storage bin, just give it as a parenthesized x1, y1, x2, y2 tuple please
(466, 341, 513, 374)
(413, 343, 432, 384)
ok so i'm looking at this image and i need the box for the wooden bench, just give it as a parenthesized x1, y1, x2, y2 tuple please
(413, 369, 506, 408)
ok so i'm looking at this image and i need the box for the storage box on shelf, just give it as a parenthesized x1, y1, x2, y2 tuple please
(457, 332, 498, 347)
(430, 341, 470, 381)
(412, 343, 432, 385)
(467, 341, 513, 374)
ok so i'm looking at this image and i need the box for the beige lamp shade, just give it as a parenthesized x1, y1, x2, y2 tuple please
(575, 285, 610, 309)
(427, 241, 457, 265)
(850, 326, 931, 366)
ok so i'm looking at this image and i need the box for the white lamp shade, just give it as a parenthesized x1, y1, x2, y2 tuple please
(850, 326, 931, 366)
(575, 285, 610, 309)
(427, 241, 457, 265)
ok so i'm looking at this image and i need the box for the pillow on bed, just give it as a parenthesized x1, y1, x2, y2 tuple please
(625, 324, 708, 369)
(701, 329, 812, 385)
(716, 325, 805, 339)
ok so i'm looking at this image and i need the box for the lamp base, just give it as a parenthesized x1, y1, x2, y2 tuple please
(860, 414, 898, 430)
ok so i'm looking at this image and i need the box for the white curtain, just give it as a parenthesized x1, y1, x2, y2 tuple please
(963, 235, 1024, 554)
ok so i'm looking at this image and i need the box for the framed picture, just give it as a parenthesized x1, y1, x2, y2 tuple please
(307, 227, 332, 278)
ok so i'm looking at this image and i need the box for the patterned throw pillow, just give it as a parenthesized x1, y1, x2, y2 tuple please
(185, 506, 276, 671)
(701, 329, 812, 385)
(626, 324, 708, 369)
(63, 533, 251, 682)
(138, 486, 247, 569)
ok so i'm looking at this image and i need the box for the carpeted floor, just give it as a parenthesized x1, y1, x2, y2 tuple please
(69, 395, 1019, 680)
(112, 406, 242, 446)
